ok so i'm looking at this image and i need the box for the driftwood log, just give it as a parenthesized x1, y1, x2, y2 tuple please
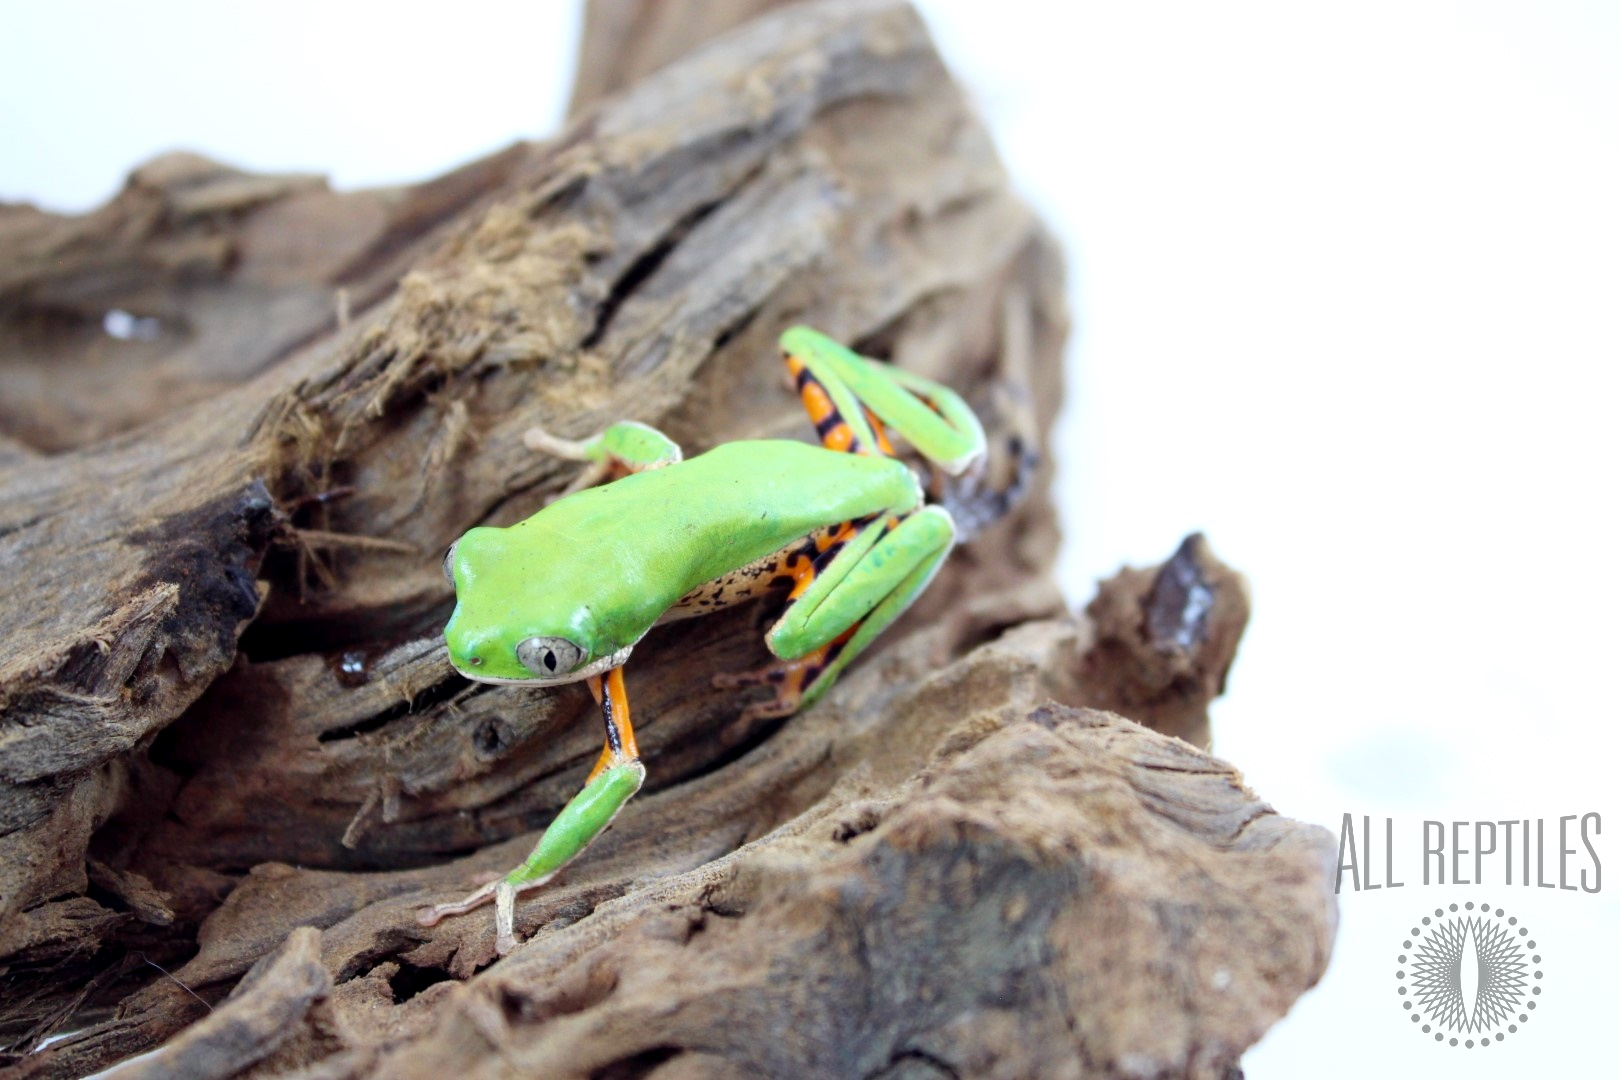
(0, 2, 1336, 1076)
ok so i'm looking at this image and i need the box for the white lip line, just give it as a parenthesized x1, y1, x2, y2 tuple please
(453, 643, 636, 686)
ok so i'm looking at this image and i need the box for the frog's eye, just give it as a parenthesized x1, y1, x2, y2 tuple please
(516, 636, 584, 678)
(441, 540, 459, 586)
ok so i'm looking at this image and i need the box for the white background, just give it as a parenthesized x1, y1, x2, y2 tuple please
(3, 2, 1615, 1075)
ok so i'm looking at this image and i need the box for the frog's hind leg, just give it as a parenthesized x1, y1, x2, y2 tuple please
(780, 327, 986, 474)
(716, 506, 956, 719)
(418, 667, 644, 954)
(784, 349, 889, 458)
(525, 420, 683, 497)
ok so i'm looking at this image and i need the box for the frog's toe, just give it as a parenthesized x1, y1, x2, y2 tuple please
(417, 878, 502, 927)
(714, 652, 829, 718)
(736, 694, 803, 722)
(712, 667, 785, 689)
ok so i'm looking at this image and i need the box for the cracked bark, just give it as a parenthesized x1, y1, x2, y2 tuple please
(0, 2, 1334, 1077)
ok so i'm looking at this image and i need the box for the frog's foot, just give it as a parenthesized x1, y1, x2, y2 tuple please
(525, 420, 683, 499)
(417, 877, 541, 956)
(713, 633, 853, 721)
(415, 868, 506, 928)
(541, 453, 615, 500)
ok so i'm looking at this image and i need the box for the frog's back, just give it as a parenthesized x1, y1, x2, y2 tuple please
(542, 440, 913, 569)
(520, 439, 912, 609)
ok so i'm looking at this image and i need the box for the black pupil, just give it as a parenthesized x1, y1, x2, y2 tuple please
(543, 650, 557, 671)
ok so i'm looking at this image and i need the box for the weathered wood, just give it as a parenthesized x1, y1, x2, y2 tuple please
(1079, 532, 1253, 749)
(99, 927, 332, 1080)
(567, 0, 794, 118)
(0, 2, 1333, 1077)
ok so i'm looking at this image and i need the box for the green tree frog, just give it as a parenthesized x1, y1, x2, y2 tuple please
(419, 326, 986, 953)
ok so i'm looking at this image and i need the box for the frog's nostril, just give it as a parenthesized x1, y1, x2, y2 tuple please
(445, 617, 489, 671)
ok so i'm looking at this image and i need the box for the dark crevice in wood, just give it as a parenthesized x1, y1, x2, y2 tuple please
(589, 1046, 683, 1080)
(315, 675, 469, 743)
(385, 961, 456, 1004)
(580, 194, 729, 351)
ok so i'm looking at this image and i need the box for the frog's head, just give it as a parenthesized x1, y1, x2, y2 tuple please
(440, 526, 635, 686)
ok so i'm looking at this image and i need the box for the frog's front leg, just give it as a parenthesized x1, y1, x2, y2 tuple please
(417, 667, 644, 954)
(525, 419, 683, 497)
(718, 505, 957, 719)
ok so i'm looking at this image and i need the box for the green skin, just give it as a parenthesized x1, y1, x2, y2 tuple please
(419, 327, 986, 953)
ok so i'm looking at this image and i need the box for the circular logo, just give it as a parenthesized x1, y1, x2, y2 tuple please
(1396, 902, 1544, 1048)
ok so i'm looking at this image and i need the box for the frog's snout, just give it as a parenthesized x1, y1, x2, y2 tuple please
(447, 641, 486, 672)
(443, 612, 491, 672)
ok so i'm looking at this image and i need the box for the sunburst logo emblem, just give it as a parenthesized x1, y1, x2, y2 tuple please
(1396, 902, 1544, 1049)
